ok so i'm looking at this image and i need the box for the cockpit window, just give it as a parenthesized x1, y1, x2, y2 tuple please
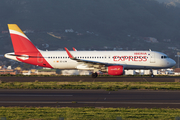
(161, 56, 169, 59)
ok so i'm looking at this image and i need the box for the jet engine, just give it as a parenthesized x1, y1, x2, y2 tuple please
(108, 65, 124, 76)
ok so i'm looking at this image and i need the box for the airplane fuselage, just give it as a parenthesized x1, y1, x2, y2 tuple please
(5, 50, 175, 70)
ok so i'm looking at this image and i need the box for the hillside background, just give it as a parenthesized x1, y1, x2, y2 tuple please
(0, 0, 180, 62)
(157, 0, 180, 7)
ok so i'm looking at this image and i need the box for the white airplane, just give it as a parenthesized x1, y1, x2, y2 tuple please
(5, 24, 176, 78)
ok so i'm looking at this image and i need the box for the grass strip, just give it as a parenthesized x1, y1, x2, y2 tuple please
(0, 107, 180, 120)
(1, 81, 180, 90)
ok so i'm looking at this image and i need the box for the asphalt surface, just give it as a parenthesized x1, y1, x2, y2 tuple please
(0, 76, 180, 82)
(1, 89, 180, 108)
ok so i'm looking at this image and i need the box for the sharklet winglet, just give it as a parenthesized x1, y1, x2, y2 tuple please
(73, 47, 77, 51)
(64, 47, 74, 59)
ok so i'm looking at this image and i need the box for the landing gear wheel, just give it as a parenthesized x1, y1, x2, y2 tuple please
(92, 72, 98, 78)
(150, 69, 154, 78)
(151, 74, 154, 78)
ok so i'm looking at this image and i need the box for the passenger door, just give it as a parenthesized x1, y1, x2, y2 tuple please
(150, 53, 155, 63)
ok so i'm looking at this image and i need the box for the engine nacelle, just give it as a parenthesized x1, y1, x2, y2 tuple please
(108, 65, 124, 76)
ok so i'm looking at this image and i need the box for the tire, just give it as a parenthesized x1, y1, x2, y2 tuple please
(92, 72, 98, 78)
(151, 74, 154, 78)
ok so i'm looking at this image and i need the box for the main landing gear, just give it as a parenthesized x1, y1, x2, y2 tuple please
(92, 72, 98, 78)
(150, 69, 154, 78)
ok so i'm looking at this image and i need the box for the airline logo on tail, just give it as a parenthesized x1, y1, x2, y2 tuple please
(8, 24, 38, 53)
(7, 24, 53, 68)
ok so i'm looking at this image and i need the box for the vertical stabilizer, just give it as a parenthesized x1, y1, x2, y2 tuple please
(8, 24, 38, 54)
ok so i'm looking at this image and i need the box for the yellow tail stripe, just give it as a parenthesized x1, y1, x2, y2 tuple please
(8, 24, 25, 35)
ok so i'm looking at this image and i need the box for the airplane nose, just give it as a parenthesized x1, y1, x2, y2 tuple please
(170, 59, 176, 67)
(172, 60, 176, 66)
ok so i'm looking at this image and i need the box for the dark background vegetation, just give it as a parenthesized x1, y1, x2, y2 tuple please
(0, 0, 180, 65)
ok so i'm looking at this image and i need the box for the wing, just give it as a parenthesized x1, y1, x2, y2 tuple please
(64, 47, 120, 66)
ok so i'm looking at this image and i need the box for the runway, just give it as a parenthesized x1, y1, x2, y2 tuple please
(0, 76, 180, 82)
(1, 89, 180, 108)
